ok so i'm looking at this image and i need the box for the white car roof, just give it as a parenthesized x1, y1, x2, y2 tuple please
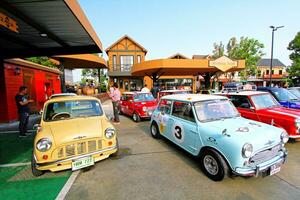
(215, 91, 269, 96)
(159, 89, 191, 93)
(161, 94, 227, 102)
(49, 93, 77, 99)
(123, 91, 151, 95)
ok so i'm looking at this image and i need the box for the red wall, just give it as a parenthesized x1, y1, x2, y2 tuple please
(1, 63, 61, 122)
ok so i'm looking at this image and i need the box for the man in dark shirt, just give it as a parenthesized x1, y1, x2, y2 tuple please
(15, 86, 34, 137)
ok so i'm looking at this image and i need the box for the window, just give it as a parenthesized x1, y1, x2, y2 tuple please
(137, 55, 141, 63)
(120, 55, 134, 72)
(251, 94, 279, 109)
(266, 70, 269, 75)
(272, 70, 274, 75)
(172, 101, 195, 122)
(112, 55, 117, 70)
(125, 81, 129, 91)
(158, 99, 172, 115)
(279, 70, 283, 75)
(133, 93, 154, 102)
(229, 96, 252, 109)
(119, 79, 123, 89)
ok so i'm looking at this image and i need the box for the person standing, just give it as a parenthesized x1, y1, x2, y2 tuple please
(141, 84, 150, 93)
(109, 83, 121, 124)
(15, 86, 34, 137)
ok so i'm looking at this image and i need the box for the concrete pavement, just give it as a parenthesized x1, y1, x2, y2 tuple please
(65, 100, 300, 200)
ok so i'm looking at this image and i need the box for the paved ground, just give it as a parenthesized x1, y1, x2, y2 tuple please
(65, 101, 300, 200)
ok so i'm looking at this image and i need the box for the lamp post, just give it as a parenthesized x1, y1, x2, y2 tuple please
(269, 25, 284, 86)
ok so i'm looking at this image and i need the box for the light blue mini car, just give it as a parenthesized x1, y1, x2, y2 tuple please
(150, 94, 288, 181)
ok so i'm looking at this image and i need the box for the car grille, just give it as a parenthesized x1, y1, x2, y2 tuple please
(54, 139, 103, 159)
(249, 144, 282, 166)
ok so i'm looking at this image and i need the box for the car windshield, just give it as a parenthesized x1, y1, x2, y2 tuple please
(251, 94, 280, 109)
(194, 99, 240, 122)
(44, 100, 103, 121)
(134, 93, 155, 102)
(272, 88, 298, 101)
(288, 89, 300, 99)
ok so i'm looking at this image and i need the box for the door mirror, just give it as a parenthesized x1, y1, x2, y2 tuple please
(39, 109, 43, 115)
(33, 124, 41, 130)
(249, 106, 255, 111)
(106, 114, 113, 121)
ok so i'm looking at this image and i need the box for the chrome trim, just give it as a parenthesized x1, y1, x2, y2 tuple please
(36, 145, 117, 167)
(289, 135, 300, 139)
(234, 149, 288, 177)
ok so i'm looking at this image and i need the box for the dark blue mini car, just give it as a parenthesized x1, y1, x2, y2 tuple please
(257, 87, 300, 110)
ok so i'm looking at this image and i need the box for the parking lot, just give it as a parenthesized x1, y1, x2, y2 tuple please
(64, 101, 300, 200)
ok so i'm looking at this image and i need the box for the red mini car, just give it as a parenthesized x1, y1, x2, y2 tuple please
(157, 89, 191, 101)
(120, 92, 157, 122)
(217, 91, 300, 139)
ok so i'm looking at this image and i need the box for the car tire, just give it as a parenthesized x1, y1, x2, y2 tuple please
(110, 138, 119, 157)
(31, 154, 44, 177)
(200, 149, 229, 181)
(150, 122, 161, 139)
(132, 113, 141, 122)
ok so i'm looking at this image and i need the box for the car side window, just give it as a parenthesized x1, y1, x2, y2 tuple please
(158, 99, 172, 115)
(230, 96, 252, 109)
(171, 101, 195, 122)
(121, 94, 127, 101)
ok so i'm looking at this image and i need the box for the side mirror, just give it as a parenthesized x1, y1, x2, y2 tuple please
(33, 124, 40, 130)
(39, 109, 43, 115)
(249, 106, 255, 111)
(106, 114, 113, 121)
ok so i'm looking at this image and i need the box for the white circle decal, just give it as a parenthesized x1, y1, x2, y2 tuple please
(172, 122, 185, 143)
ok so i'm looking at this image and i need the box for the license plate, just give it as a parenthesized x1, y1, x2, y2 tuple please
(72, 156, 94, 171)
(269, 164, 281, 176)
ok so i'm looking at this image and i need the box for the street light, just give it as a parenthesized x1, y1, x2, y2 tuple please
(269, 25, 284, 86)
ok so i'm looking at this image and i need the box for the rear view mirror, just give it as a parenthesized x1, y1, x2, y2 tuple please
(106, 114, 113, 121)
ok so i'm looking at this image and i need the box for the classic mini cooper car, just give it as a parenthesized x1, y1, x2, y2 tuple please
(157, 89, 191, 101)
(217, 91, 300, 139)
(32, 95, 118, 176)
(150, 94, 288, 181)
(120, 92, 157, 122)
(257, 87, 300, 109)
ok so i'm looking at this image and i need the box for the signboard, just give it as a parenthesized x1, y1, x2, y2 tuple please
(209, 56, 238, 72)
(0, 12, 19, 33)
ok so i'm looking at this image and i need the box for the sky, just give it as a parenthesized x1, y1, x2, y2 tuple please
(73, 0, 300, 82)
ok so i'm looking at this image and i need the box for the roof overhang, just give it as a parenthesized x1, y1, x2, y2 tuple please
(0, 0, 103, 59)
(131, 58, 245, 76)
(52, 54, 107, 69)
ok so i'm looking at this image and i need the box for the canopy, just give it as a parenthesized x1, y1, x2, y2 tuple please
(0, 0, 103, 58)
(52, 54, 107, 69)
(131, 57, 245, 77)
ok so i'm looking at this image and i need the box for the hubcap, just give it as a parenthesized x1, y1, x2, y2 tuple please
(133, 114, 137, 121)
(151, 125, 157, 135)
(203, 155, 219, 175)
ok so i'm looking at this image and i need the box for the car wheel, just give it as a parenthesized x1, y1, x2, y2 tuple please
(150, 122, 161, 139)
(200, 149, 228, 181)
(110, 138, 119, 157)
(31, 154, 44, 177)
(132, 113, 141, 122)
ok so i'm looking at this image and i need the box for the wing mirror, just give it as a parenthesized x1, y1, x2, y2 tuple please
(106, 114, 113, 121)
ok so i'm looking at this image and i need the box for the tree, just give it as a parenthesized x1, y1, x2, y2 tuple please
(26, 57, 58, 69)
(212, 41, 225, 59)
(81, 69, 107, 90)
(287, 32, 300, 85)
(212, 37, 265, 81)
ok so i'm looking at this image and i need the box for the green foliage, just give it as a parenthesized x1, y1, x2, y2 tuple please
(287, 32, 300, 81)
(212, 37, 265, 80)
(26, 57, 58, 69)
(212, 41, 225, 58)
(81, 69, 107, 87)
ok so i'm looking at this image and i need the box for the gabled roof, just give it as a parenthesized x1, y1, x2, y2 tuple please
(192, 55, 211, 59)
(168, 53, 189, 59)
(105, 35, 147, 54)
(257, 59, 286, 67)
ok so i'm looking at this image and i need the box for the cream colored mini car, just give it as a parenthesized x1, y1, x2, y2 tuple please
(32, 95, 118, 176)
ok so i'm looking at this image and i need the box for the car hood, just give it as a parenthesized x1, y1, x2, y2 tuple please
(44, 116, 108, 146)
(206, 117, 283, 152)
(258, 106, 300, 119)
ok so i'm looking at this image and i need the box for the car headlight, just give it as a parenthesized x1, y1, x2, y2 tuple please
(295, 118, 300, 133)
(105, 128, 115, 139)
(281, 130, 289, 143)
(36, 138, 52, 152)
(142, 106, 148, 112)
(242, 143, 253, 158)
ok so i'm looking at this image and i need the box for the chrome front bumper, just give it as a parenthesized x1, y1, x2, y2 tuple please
(35, 145, 118, 167)
(233, 149, 288, 177)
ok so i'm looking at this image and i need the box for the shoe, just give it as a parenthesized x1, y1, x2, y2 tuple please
(112, 121, 120, 124)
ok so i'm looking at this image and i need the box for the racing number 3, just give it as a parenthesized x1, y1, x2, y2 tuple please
(174, 126, 182, 140)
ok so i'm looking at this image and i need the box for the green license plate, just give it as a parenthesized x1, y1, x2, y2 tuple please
(72, 156, 94, 171)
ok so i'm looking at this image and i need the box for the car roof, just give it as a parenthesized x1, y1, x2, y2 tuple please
(257, 86, 284, 91)
(215, 91, 269, 96)
(46, 95, 100, 103)
(159, 89, 190, 93)
(49, 93, 77, 99)
(161, 94, 227, 102)
(122, 92, 151, 95)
